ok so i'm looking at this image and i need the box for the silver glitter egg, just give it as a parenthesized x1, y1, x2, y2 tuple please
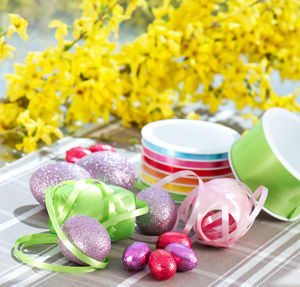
(136, 187, 177, 236)
(76, 151, 135, 190)
(57, 215, 111, 265)
(30, 162, 91, 208)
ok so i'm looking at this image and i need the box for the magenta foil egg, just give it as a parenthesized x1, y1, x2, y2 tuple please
(30, 162, 91, 208)
(57, 215, 111, 265)
(136, 187, 177, 236)
(165, 243, 198, 272)
(122, 242, 151, 271)
(76, 151, 135, 190)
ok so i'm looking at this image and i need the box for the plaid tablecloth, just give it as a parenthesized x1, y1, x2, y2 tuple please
(0, 136, 299, 287)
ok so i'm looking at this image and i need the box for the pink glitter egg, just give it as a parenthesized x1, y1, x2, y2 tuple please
(30, 162, 91, 208)
(76, 151, 135, 190)
(136, 187, 177, 235)
(57, 215, 111, 265)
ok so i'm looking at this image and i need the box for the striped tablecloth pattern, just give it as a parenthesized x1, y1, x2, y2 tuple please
(0, 136, 299, 287)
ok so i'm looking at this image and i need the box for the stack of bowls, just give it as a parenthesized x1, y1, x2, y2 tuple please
(140, 119, 240, 202)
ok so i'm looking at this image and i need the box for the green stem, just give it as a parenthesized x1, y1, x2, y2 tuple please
(64, 0, 122, 52)
(208, 0, 266, 29)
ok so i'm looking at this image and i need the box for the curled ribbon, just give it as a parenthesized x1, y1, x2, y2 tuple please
(134, 171, 268, 248)
(14, 179, 149, 273)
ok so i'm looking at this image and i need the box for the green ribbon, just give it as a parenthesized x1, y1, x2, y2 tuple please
(14, 179, 149, 273)
(231, 121, 300, 220)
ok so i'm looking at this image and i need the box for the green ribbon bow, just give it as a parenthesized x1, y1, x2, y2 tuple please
(14, 179, 149, 273)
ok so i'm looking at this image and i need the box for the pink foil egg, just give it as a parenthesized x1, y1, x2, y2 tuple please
(57, 215, 111, 265)
(66, 147, 92, 163)
(156, 232, 192, 249)
(90, 143, 116, 153)
(148, 249, 177, 280)
(30, 162, 91, 208)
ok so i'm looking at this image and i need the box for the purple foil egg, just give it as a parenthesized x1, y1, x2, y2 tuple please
(136, 187, 177, 236)
(122, 242, 151, 271)
(57, 215, 111, 265)
(165, 243, 198, 272)
(30, 162, 91, 208)
(76, 151, 135, 190)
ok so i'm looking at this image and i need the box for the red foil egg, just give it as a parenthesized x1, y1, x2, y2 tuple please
(148, 249, 177, 280)
(156, 232, 192, 249)
(90, 144, 116, 153)
(66, 147, 92, 163)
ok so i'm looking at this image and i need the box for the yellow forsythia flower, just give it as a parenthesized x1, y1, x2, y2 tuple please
(186, 111, 201, 120)
(7, 13, 28, 41)
(0, 36, 16, 62)
(49, 20, 69, 49)
(1, 0, 300, 152)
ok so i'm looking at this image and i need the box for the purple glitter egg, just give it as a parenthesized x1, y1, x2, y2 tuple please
(122, 242, 151, 271)
(136, 187, 177, 236)
(76, 151, 135, 190)
(165, 243, 198, 272)
(57, 215, 111, 265)
(30, 162, 91, 208)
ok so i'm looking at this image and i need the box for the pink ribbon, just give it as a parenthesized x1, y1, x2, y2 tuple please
(133, 170, 268, 247)
(172, 171, 268, 248)
(142, 146, 230, 169)
(142, 154, 232, 177)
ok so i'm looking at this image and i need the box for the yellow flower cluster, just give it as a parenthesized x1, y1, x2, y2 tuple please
(0, 13, 28, 62)
(1, 0, 300, 153)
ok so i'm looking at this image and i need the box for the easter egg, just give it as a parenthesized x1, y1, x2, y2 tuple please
(77, 151, 135, 190)
(30, 162, 91, 208)
(57, 215, 111, 265)
(148, 249, 177, 280)
(90, 143, 116, 153)
(156, 232, 192, 249)
(122, 242, 151, 271)
(136, 187, 177, 235)
(165, 243, 198, 272)
(66, 147, 92, 163)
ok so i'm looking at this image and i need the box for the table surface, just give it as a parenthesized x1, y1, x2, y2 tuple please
(0, 123, 299, 287)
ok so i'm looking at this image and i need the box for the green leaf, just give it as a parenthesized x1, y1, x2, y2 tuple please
(130, 138, 139, 146)
(63, 44, 71, 51)
(100, 4, 107, 16)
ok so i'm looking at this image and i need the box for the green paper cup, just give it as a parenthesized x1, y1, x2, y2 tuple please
(229, 108, 300, 221)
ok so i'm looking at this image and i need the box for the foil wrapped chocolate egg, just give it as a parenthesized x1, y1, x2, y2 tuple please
(57, 215, 111, 265)
(136, 187, 177, 236)
(66, 147, 92, 163)
(90, 143, 116, 153)
(165, 243, 198, 272)
(77, 151, 135, 190)
(148, 249, 177, 280)
(30, 162, 91, 208)
(122, 242, 151, 271)
(156, 232, 192, 249)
